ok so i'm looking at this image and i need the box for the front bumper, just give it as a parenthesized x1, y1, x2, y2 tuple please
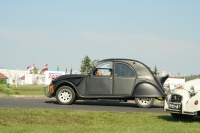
(165, 108, 197, 115)
(43, 85, 52, 98)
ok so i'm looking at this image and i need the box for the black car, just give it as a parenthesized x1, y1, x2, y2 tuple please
(44, 59, 168, 108)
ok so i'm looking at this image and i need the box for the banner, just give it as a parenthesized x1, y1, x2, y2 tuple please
(25, 74, 45, 85)
(45, 71, 65, 85)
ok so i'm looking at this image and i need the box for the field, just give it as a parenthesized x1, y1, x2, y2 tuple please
(0, 109, 200, 133)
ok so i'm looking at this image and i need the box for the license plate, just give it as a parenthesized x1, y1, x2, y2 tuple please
(169, 103, 181, 110)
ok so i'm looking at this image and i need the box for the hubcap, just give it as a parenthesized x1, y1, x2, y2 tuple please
(137, 97, 152, 105)
(58, 89, 72, 103)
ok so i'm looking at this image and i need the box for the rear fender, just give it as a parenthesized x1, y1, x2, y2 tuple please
(157, 75, 169, 87)
(133, 82, 165, 97)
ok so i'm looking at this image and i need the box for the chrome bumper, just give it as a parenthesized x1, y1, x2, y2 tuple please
(165, 108, 197, 115)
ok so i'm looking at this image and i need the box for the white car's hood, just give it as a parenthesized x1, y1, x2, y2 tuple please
(182, 79, 200, 91)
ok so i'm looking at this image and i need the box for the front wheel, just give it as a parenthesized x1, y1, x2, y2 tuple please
(56, 86, 75, 105)
(171, 113, 194, 120)
(135, 97, 155, 108)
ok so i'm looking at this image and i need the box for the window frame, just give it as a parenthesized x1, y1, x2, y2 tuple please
(114, 62, 135, 77)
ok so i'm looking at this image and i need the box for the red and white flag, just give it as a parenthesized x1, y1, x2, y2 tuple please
(27, 63, 35, 70)
(40, 64, 48, 74)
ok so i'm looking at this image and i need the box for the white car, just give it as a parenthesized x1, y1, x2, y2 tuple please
(164, 78, 200, 120)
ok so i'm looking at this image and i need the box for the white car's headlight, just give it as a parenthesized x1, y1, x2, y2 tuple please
(190, 86, 195, 95)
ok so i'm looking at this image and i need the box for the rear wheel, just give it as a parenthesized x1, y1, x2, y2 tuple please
(171, 113, 194, 120)
(135, 97, 155, 108)
(56, 86, 75, 105)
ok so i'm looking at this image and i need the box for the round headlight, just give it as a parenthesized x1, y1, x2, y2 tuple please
(190, 86, 195, 94)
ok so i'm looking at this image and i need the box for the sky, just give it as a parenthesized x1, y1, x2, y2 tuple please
(0, 0, 199, 76)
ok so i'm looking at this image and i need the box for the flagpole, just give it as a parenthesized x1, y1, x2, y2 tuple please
(15, 68, 18, 88)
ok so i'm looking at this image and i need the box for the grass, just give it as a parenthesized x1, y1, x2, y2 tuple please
(0, 109, 200, 133)
(8, 85, 45, 95)
(10, 85, 44, 89)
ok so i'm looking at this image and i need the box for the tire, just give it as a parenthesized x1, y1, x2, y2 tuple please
(56, 86, 75, 105)
(171, 113, 194, 120)
(135, 97, 155, 108)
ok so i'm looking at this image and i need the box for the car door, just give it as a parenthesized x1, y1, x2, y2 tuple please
(85, 61, 113, 95)
(113, 62, 136, 95)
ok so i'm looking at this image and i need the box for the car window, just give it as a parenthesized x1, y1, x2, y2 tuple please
(95, 61, 112, 69)
(94, 68, 112, 76)
(115, 63, 135, 77)
(94, 61, 113, 76)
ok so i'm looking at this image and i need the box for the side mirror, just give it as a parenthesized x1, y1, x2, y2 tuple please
(89, 70, 93, 76)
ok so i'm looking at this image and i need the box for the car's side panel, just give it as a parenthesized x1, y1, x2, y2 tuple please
(133, 82, 165, 97)
(85, 75, 113, 95)
(113, 76, 135, 95)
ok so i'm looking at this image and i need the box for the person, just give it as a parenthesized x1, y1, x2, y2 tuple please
(95, 69, 103, 76)
(109, 69, 112, 76)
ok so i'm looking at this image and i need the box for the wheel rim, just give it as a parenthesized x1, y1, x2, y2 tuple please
(137, 97, 152, 105)
(58, 89, 72, 103)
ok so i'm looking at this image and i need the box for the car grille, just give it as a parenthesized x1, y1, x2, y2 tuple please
(171, 95, 182, 103)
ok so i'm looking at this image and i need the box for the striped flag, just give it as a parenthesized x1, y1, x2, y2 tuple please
(40, 64, 48, 74)
(26, 63, 35, 70)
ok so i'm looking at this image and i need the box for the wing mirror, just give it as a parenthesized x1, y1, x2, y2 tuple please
(89, 70, 93, 76)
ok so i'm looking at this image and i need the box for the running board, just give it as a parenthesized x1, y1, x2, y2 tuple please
(97, 99, 127, 102)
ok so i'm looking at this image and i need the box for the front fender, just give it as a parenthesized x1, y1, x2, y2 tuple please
(53, 80, 77, 94)
(133, 82, 165, 97)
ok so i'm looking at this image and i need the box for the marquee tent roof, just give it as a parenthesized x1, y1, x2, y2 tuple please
(0, 73, 8, 79)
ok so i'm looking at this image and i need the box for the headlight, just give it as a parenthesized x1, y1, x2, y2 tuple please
(190, 86, 195, 95)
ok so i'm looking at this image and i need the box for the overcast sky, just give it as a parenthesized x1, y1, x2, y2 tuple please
(0, 0, 199, 76)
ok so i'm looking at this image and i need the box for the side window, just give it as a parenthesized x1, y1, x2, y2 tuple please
(115, 63, 135, 77)
(94, 61, 113, 76)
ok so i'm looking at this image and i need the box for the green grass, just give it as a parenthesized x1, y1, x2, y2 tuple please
(10, 85, 44, 89)
(8, 85, 45, 95)
(0, 109, 200, 133)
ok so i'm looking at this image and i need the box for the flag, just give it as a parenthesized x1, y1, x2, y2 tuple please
(70, 67, 72, 74)
(57, 65, 59, 71)
(178, 73, 180, 78)
(40, 64, 48, 74)
(65, 68, 67, 74)
(27, 63, 35, 70)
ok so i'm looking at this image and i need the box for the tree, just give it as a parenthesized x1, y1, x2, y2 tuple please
(30, 67, 39, 74)
(80, 55, 93, 74)
(91, 59, 99, 67)
(0, 78, 16, 95)
(153, 65, 159, 76)
(0, 78, 6, 84)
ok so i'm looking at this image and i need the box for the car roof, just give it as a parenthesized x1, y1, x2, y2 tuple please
(101, 58, 141, 62)
(101, 58, 147, 66)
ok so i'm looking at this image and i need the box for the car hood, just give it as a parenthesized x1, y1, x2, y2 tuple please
(181, 78, 200, 91)
(56, 74, 87, 80)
